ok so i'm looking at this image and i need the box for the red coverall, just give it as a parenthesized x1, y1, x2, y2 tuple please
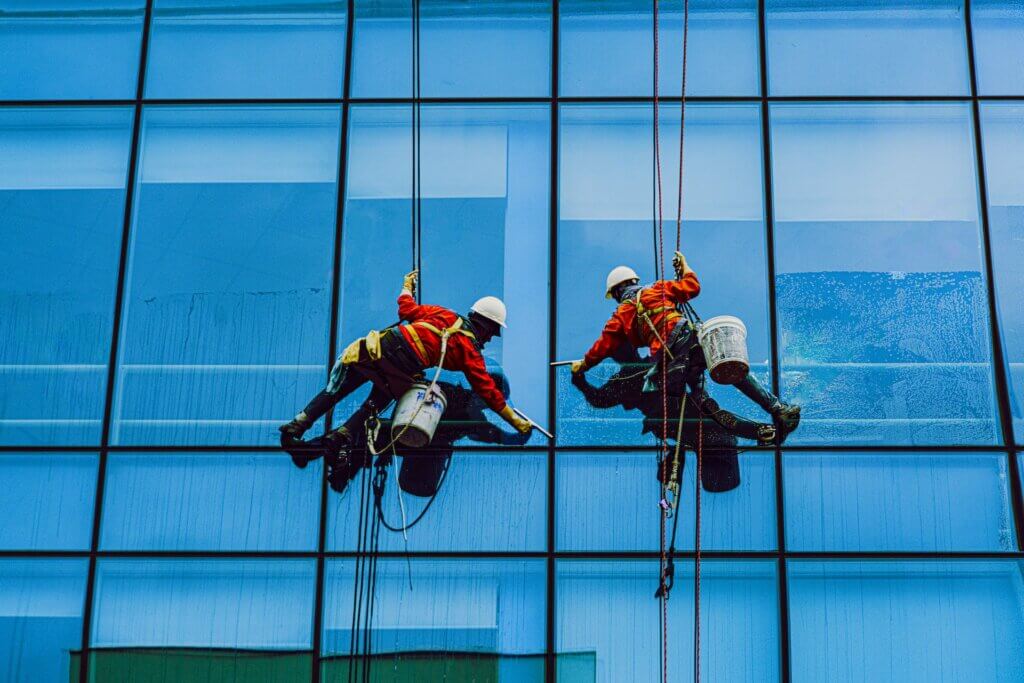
(580, 272, 701, 371)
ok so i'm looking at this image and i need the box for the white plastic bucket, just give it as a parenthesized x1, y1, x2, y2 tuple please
(697, 315, 749, 385)
(392, 382, 448, 448)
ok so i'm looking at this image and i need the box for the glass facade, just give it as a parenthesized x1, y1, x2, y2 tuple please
(2, 2, 1023, 682)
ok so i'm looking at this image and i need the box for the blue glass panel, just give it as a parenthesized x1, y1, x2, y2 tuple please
(771, 103, 997, 445)
(789, 560, 1024, 683)
(113, 106, 339, 446)
(557, 451, 775, 551)
(765, 0, 969, 96)
(785, 452, 1015, 551)
(351, 0, 551, 98)
(0, 454, 97, 550)
(557, 104, 769, 445)
(92, 559, 316, 648)
(0, 107, 133, 446)
(0, 1, 144, 100)
(556, 560, 778, 682)
(979, 103, 1024, 443)
(328, 451, 546, 552)
(559, 0, 759, 97)
(146, 0, 347, 99)
(971, 1, 1024, 96)
(322, 559, 545, 658)
(0, 559, 88, 683)
(335, 104, 550, 445)
(100, 452, 321, 551)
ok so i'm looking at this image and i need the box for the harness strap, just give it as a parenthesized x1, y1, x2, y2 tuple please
(403, 317, 475, 364)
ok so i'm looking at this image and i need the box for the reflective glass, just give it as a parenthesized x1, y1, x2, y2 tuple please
(0, 1, 144, 100)
(328, 451, 546, 552)
(100, 452, 321, 551)
(113, 106, 339, 446)
(972, 1, 1024, 96)
(351, 0, 550, 98)
(784, 452, 1015, 551)
(979, 103, 1024, 443)
(0, 559, 88, 683)
(557, 451, 775, 551)
(556, 560, 778, 682)
(336, 104, 550, 445)
(788, 560, 1024, 683)
(557, 104, 769, 445)
(770, 103, 997, 445)
(0, 454, 96, 550)
(765, 0, 970, 96)
(321, 559, 545, 673)
(92, 559, 316, 649)
(559, 0, 759, 97)
(145, 0, 347, 99)
(0, 107, 133, 446)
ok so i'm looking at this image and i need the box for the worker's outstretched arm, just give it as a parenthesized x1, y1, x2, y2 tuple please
(396, 271, 446, 322)
(573, 314, 627, 375)
(666, 251, 700, 303)
(449, 342, 531, 434)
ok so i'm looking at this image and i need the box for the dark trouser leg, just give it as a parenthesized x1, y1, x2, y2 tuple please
(733, 373, 801, 440)
(690, 382, 777, 444)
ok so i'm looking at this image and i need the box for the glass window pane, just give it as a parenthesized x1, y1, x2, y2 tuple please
(0, 559, 88, 683)
(351, 0, 551, 98)
(556, 560, 778, 683)
(784, 452, 1015, 551)
(100, 452, 321, 551)
(765, 0, 970, 96)
(113, 106, 339, 446)
(559, 0, 759, 97)
(0, 107, 133, 446)
(92, 559, 316, 650)
(335, 104, 550, 445)
(979, 103, 1024, 444)
(0, 1, 144, 100)
(328, 451, 546, 552)
(0, 454, 96, 550)
(771, 103, 998, 446)
(321, 559, 545, 678)
(557, 104, 769, 446)
(145, 0, 347, 99)
(788, 560, 1024, 683)
(557, 451, 775, 551)
(971, 1, 1024, 96)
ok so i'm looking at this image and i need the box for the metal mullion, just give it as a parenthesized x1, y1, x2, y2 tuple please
(963, 0, 1024, 551)
(546, 2, 559, 681)
(78, 3, 154, 682)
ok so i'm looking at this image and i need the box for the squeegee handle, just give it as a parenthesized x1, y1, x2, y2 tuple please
(512, 408, 554, 440)
(549, 359, 582, 367)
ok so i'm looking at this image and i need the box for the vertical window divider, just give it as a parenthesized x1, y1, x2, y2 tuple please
(963, 0, 1024, 551)
(314, 2, 357, 681)
(546, 3, 560, 681)
(79, 2, 154, 681)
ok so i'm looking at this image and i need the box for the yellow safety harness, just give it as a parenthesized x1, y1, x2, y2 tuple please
(629, 290, 683, 360)
(402, 317, 476, 365)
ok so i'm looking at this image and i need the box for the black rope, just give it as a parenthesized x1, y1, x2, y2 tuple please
(374, 453, 452, 534)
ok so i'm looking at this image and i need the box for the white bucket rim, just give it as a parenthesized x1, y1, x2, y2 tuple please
(698, 315, 747, 340)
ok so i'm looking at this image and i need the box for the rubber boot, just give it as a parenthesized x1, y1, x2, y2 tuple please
(734, 374, 801, 443)
(279, 413, 314, 468)
(699, 395, 777, 445)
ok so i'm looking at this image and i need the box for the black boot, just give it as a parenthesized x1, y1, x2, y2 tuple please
(771, 403, 801, 443)
(279, 415, 314, 468)
(699, 395, 777, 445)
(321, 427, 352, 459)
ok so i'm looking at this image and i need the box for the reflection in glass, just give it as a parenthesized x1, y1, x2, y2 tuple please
(557, 104, 769, 445)
(789, 560, 1024, 682)
(100, 452, 321, 551)
(146, 0, 347, 99)
(560, 0, 759, 97)
(113, 106, 339, 446)
(766, 0, 969, 96)
(0, 454, 97, 550)
(979, 103, 1024, 443)
(351, 0, 550, 97)
(0, 559, 87, 683)
(771, 103, 997, 445)
(557, 560, 779, 682)
(0, 107, 133, 446)
(971, 1, 1024, 96)
(784, 452, 1015, 551)
(0, 1, 144, 100)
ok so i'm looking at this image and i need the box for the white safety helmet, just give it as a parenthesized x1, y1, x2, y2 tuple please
(470, 295, 507, 328)
(605, 265, 640, 299)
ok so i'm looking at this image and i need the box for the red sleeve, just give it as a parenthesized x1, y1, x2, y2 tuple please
(665, 271, 701, 304)
(397, 293, 447, 322)
(582, 311, 627, 371)
(450, 339, 507, 413)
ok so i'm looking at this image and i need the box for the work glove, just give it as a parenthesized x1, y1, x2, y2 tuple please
(672, 251, 692, 278)
(402, 269, 419, 296)
(570, 360, 586, 375)
(499, 405, 534, 435)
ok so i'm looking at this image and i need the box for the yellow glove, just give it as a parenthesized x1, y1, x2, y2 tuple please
(402, 269, 419, 296)
(672, 251, 692, 278)
(498, 405, 533, 434)
(570, 360, 586, 374)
